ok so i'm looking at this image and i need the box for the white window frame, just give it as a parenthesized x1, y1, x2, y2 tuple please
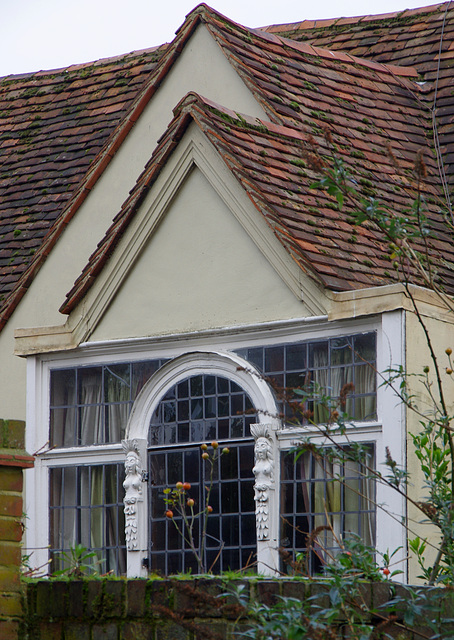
(24, 311, 406, 580)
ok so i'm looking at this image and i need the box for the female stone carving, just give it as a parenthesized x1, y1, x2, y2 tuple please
(251, 425, 274, 541)
(122, 440, 143, 551)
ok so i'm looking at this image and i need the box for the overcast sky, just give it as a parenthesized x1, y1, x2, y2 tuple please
(0, 0, 433, 77)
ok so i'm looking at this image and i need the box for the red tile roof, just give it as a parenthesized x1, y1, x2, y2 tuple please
(61, 78, 453, 310)
(0, 45, 168, 329)
(263, 2, 454, 191)
(3, 3, 454, 328)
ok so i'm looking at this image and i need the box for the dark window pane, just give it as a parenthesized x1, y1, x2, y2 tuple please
(308, 342, 328, 368)
(132, 361, 160, 399)
(241, 514, 256, 545)
(184, 449, 199, 483)
(163, 401, 176, 423)
(190, 376, 203, 397)
(178, 422, 189, 443)
(204, 375, 216, 395)
(221, 482, 238, 513)
(50, 408, 77, 447)
(265, 347, 284, 373)
(286, 344, 306, 371)
(240, 480, 255, 512)
(218, 396, 229, 417)
(177, 399, 189, 422)
(205, 397, 216, 419)
(191, 398, 203, 421)
(177, 379, 189, 398)
(239, 446, 254, 478)
(222, 516, 239, 545)
(230, 418, 244, 439)
(354, 333, 376, 362)
(167, 451, 183, 485)
(218, 419, 229, 440)
(230, 394, 243, 417)
(50, 369, 76, 407)
(190, 421, 204, 442)
(246, 348, 263, 371)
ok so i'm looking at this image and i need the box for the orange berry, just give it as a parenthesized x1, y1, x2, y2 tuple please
(207, 505, 213, 513)
(175, 482, 183, 490)
(202, 452, 209, 460)
(383, 568, 390, 576)
(187, 498, 195, 508)
(211, 441, 219, 449)
(182, 482, 191, 491)
(165, 510, 174, 519)
(201, 443, 208, 451)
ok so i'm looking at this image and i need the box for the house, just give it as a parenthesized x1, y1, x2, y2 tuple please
(1, 2, 454, 580)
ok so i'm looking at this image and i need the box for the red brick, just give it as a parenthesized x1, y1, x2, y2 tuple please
(0, 469, 23, 493)
(0, 518, 23, 543)
(0, 542, 21, 567)
(0, 592, 23, 617)
(0, 619, 20, 640)
(0, 493, 23, 518)
(0, 567, 20, 592)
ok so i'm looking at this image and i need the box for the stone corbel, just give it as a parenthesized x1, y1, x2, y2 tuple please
(250, 423, 275, 542)
(122, 438, 148, 577)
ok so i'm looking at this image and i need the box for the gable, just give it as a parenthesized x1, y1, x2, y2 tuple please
(89, 165, 313, 343)
(0, 17, 268, 335)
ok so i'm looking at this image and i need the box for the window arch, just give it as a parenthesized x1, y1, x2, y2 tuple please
(124, 351, 280, 577)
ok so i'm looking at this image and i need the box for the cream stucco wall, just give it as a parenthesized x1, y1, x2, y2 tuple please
(0, 24, 269, 419)
(404, 306, 454, 582)
(89, 167, 310, 342)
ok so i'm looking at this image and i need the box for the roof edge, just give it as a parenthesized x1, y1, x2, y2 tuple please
(261, 2, 447, 34)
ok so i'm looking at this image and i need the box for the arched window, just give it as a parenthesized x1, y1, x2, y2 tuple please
(148, 374, 256, 574)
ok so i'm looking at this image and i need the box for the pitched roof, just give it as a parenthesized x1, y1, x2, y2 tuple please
(0, 45, 168, 329)
(61, 80, 453, 312)
(263, 2, 454, 191)
(2, 3, 454, 330)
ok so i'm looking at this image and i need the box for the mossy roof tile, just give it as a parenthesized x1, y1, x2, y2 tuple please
(3, 2, 454, 326)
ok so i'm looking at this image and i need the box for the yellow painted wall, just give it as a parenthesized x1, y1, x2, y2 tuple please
(90, 167, 310, 342)
(405, 307, 454, 582)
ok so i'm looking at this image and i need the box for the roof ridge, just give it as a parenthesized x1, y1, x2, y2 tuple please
(261, 1, 447, 33)
(0, 44, 167, 82)
(174, 92, 308, 144)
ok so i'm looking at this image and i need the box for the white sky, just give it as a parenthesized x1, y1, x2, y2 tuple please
(0, 0, 433, 77)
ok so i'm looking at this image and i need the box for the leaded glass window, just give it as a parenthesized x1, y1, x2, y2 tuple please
(280, 445, 375, 574)
(237, 332, 376, 423)
(50, 360, 166, 447)
(49, 463, 126, 574)
(148, 374, 256, 574)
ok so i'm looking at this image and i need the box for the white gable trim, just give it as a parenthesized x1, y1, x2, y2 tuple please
(79, 123, 328, 332)
(15, 123, 328, 355)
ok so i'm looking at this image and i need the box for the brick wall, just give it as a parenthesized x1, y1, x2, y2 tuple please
(22, 577, 454, 639)
(0, 419, 33, 640)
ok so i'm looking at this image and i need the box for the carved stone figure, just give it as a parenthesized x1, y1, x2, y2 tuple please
(251, 424, 274, 541)
(122, 439, 143, 551)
